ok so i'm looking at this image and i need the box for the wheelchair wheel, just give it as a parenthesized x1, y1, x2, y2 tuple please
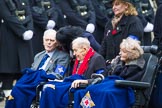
(30, 103, 39, 108)
(30, 100, 39, 108)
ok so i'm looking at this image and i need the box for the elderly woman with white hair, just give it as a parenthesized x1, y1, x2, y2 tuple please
(110, 36, 145, 81)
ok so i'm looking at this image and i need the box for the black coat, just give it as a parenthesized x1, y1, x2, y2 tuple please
(152, 4, 162, 51)
(82, 52, 107, 79)
(111, 57, 145, 81)
(29, 0, 66, 55)
(91, 0, 109, 44)
(59, 0, 96, 29)
(30, 0, 66, 29)
(134, 0, 155, 45)
(99, 15, 144, 61)
(0, 0, 34, 73)
(134, 0, 154, 28)
(156, 0, 162, 6)
(113, 64, 144, 81)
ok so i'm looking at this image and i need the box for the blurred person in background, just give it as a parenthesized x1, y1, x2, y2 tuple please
(133, 0, 155, 45)
(0, 0, 34, 99)
(156, 0, 162, 6)
(149, 4, 162, 108)
(91, 0, 110, 44)
(58, 0, 100, 42)
(29, 0, 66, 55)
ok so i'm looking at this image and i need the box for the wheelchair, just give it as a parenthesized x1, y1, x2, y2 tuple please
(115, 45, 160, 108)
(31, 45, 160, 108)
(68, 45, 160, 108)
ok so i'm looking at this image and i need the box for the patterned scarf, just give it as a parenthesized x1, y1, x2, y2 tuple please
(72, 48, 95, 75)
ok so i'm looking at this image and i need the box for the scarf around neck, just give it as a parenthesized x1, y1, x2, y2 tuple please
(72, 48, 95, 75)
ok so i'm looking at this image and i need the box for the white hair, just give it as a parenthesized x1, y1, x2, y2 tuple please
(72, 37, 90, 48)
(120, 37, 144, 60)
(43, 29, 56, 39)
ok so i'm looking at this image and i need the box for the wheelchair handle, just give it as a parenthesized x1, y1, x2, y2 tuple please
(141, 45, 158, 54)
(91, 73, 105, 79)
(91, 73, 105, 85)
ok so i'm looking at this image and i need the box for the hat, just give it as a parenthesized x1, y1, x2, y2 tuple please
(122, 0, 133, 3)
(114, 0, 132, 4)
(128, 35, 139, 41)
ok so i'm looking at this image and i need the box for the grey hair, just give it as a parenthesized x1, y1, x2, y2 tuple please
(72, 37, 90, 48)
(120, 37, 144, 60)
(43, 29, 57, 39)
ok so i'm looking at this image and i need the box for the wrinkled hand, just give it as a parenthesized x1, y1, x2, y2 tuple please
(46, 20, 56, 29)
(86, 23, 95, 33)
(71, 80, 88, 88)
(22, 30, 33, 40)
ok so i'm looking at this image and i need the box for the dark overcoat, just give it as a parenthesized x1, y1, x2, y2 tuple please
(29, 0, 66, 55)
(149, 6, 162, 107)
(0, 0, 34, 73)
(99, 15, 144, 61)
(152, 4, 162, 50)
(91, 0, 109, 43)
(134, 0, 155, 45)
(59, 0, 96, 29)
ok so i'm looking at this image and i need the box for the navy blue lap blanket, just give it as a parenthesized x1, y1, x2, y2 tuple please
(5, 68, 56, 108)
(40, 75, 85, 108)
(73, 76, 135, 108)
(40, 75, 135, 108)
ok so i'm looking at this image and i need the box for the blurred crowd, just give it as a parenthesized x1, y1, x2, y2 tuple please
(0, 0, 162, 105)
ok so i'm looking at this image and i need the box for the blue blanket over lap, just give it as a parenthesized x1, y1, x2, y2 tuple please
(73, 76, 135, 108)
(40, 75, 135, 108)
(40, 75, 85, 108)
(5, 68, 56, 108)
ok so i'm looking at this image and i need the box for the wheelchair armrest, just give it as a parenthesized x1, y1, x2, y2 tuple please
(35, 81, 47, 105)
(79, 83, 88, 89)
(115, 80, 151, 89)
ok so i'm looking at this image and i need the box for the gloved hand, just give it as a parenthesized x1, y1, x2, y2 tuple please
(86, 23, 95, 33)
(144, 22, 154, 32)
(22, 30, 33, 40)
(46, 20, 56, 29)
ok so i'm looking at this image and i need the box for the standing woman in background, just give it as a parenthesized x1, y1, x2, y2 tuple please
(0, 0, 34, 98)
(99, 0, 144, 61)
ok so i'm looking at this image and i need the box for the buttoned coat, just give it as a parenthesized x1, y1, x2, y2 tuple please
(29, 0, 66, 55)
(0, 0, 34, 73)
(59, 0, 96, 29)
(99, 15, 144, 61)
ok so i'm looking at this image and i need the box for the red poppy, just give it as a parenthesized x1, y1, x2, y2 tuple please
(112, 29, 117, 35)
